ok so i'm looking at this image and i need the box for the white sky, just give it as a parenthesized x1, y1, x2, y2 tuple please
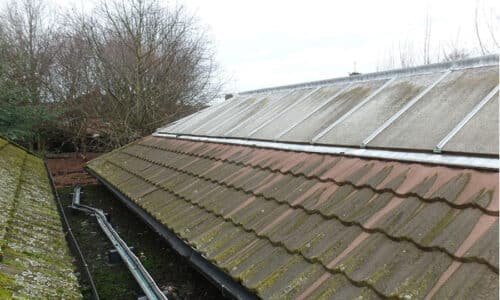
(178, 0, 499, 92)
(6, 0, 499, 93)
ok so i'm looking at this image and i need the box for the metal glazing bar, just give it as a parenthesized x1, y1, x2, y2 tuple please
(178, 96, 250, 132)
(312, 77, 397, 143)
(361, 69, 452, 147)
(162, 95, 246, 133)
(223, 90, 296, 137)
(190, 94, 253, 135)
(248, 86, 322, 136)
(274, 83, 353, 140)
(434, 85, 499, 153)
(160, 110, 202, 132)
(162, 98, 230, 132)
(203, 94, 256, 135)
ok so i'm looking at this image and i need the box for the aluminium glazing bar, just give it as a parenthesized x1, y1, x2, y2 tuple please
(163, 95, 239, 132)
(202, 94, 260, 135)
(274, 83, 353, 140)
(190, 94, 253, 134)
(361, 69, 452, 147)
(312, 77, 397, 143)
(223, 90, 296, 136)
(247, 86, 322, 136)
(434, 85, 499, 153)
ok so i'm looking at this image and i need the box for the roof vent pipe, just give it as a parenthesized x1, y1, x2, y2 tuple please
(349, 61, 361, 76)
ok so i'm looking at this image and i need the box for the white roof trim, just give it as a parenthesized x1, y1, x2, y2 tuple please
(152, 132, 499, 170)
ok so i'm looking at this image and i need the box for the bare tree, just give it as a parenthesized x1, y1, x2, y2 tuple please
(0, 0, 57, 104)
(474, 1, 487, 55)
(474, 0, 499, 54)
(61, 0, 222, 147)
(376, 8, 483, 71)
(440, 29, 471, 62)
(0, 0, 61, 150)
(423, 8, 432, 65)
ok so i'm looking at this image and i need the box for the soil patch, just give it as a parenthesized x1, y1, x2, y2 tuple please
(46, 153, 102, 188)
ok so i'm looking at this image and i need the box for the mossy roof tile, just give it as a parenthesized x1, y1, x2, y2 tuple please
(88, 136, 499, 299)
(0, 137, 81, 299)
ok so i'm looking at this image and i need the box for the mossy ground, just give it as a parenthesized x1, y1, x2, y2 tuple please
(58, 185, 222, 300)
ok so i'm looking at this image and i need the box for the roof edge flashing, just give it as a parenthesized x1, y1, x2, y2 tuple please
(238, 54, 499, 95)
(152, 133, 499, 171)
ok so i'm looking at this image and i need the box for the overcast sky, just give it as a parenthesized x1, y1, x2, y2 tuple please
(178, 0, 498, 93)
(15, 0, 500, 93)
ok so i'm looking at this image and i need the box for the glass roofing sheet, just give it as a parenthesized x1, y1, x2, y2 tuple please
(164, 95, 247, 133)
(225, 88, 315, 138)
(250, 84, 350, 140)
(198, 91, 290, 136)
(280, 79, 388, 143)
(157, 56, 499, 156)
(443, 93, 499, 155)
(178, 95, 263, 135)
(368, 66, 498, 151)
(315, 72, 443, 146)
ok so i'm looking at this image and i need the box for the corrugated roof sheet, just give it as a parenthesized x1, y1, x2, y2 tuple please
(88, 136, 499, 299)
(0, 137, 82, 298)
(158, 55, 499, 157)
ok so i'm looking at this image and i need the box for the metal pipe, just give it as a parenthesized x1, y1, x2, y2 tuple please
(71, 186, 167, 300)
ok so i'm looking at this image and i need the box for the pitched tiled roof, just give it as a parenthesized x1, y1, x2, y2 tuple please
(88, 136, 499, 299)
(0, 137, 82, 299)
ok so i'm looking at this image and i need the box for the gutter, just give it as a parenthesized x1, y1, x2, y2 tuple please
(85, 167, 259, 300)
(44, 161, 100, 300)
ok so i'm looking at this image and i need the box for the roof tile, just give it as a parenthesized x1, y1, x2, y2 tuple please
(88, 136, 499, 299)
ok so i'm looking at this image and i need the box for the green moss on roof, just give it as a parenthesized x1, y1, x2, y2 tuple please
(0, 137, 82, 299)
